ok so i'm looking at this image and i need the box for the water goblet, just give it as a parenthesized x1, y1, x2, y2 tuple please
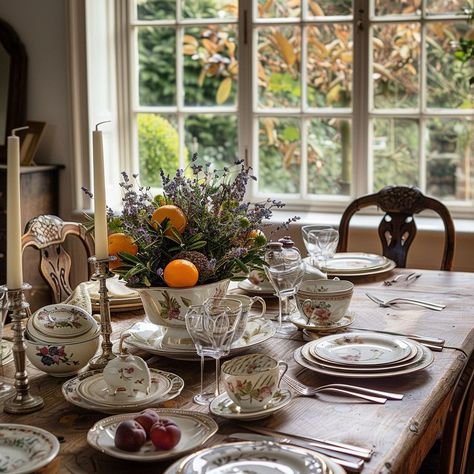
(302, 225, 334, 266)
(308, 227, 339, 270)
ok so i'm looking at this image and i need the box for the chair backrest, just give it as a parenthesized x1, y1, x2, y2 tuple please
(22, 215, 95, 303)
(337, 186, 455, 271)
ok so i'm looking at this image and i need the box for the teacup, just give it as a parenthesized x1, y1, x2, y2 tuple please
(221, 353, 287, 411)
(225, 294, 266, 341)
(296, 278, 353, 326)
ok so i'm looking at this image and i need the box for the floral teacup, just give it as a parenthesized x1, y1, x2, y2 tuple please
(296, 278, 353, 326)
(221, 353, 287, 411)
(103, 335, 151, 399)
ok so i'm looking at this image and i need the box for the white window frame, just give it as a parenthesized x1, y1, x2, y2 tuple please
(79, 0, 473, 218)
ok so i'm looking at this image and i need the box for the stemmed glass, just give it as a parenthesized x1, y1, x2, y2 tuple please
(309, 227, 339, 270)
(185, 298, 241, 405)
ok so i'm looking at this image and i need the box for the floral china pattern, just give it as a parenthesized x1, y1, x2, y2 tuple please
(338, 348, 384, 362)
(241, 324, 267, 344)
(157, 291, 192, 322)
(36, 307, 84, 330)
(302, 300, 332, 322)
(35, 346, 79, 367)
(226, 377, 277, 404)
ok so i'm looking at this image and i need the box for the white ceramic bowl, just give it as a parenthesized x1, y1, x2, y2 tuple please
(25, 331, 99, 377)
(296, 279, 354, 325)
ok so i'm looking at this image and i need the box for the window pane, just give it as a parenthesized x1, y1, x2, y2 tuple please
(426, 0, 468, 15)
(137, 0, 176, 20)
(374, 0, 421, 16)
(258, 0, 300, 19)
(426, 118, 474, 201)
(185, 115, 238, 169)
(308, 118, 351, 195)
(257, 27, 301, 108)
(373, 118, 419, 191)
(138, 114, 180, 187)
(138, 27, 176, 106)
(183, 0, 237, 19)
(372, 23, 420, 109)
(184, 26, 238, 106)
(426, 22, 473, 109)
(307, 25, 352, 108)
(258, 117, 300, 193)
(307, 0, 352, 17)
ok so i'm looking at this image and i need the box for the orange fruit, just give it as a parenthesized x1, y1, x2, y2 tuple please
(108, 233, 138, 270)
(163, 259, 199, 288)
(151, 205, 187, 236)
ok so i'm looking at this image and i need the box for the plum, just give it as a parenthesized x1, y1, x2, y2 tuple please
(150, 418, 181, 450)
(134, 409, 161, 438)
(114, 420, 147, 452)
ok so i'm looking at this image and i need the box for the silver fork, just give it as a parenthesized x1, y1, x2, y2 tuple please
(282, 375, 388, 404)
(365, 292, 445, 311)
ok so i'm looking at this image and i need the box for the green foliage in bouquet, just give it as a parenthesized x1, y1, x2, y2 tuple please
(105, 156, 298, 287)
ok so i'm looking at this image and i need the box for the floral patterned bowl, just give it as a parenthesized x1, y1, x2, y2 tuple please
(296, 279, 354, 326)
(24, 330, 99, 377)
(221, 353, 287, 411)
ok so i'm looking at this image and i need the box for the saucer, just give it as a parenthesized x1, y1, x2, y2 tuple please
(77, 370, 172, 407)
(209, 388, 293, 420)
(291, 312, 355, 333)
(238, 279, 275, 296)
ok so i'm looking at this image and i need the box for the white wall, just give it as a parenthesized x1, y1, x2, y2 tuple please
(0, 0, 74, 217)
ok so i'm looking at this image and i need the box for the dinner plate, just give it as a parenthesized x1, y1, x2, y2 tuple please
(310, 332, 413, 366)
(125, 320, 276, 361)
(290, 312, 355, 333)
(301, 341, 424, 373)
(321, 253, 388, 273)
(294, 342, 433, 378)
(62, 369, 184, 413)
(303, 257, 396, 278)
(238, 278, 275, 295)
(0, 424, 60, 474)
(209, 388, 293, 421)
(164, 447, 346, 474)
(171, 441, 327, 474)
(87, 409, 218, 462)
(77, 369, 172, 407)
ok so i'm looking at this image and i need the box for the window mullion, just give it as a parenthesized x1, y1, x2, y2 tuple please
(419, 7, 427, 193)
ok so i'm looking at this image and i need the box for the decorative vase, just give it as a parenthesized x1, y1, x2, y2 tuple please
(134, 279, 230, 348)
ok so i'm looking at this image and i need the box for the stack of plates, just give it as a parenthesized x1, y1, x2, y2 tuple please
(125, 319, 276, 361)
(294, 332, 434, 378)
(88, 276, 143, 313)
(164, 441, 346, 474)
(305, 252, 396, 277)
(62, 368, 184, 413)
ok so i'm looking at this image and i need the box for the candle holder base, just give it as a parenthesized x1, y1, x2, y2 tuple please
(88, 256, 117, 370)
(4, 392, 44, 414)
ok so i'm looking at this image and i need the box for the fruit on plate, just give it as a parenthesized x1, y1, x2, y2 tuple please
(163, 259, 199, 288)
(114, 420, 147, 452)
(108, 233, 138, 270)
(134, 409, 161, 439)
(151, 205, 187, 235)
(150, 418, 181, 450)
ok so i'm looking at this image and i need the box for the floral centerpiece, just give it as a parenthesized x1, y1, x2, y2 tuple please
(86, 156, 297, 347)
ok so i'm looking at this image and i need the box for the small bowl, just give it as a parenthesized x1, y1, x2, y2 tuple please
(29, 304, 97, 342)
(25, 332, 99, 377)
(296, 279, 354, 325)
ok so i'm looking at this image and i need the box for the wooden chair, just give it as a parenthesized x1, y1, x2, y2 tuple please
(337, 186, 455, 271)
(21, 215, 95, 303)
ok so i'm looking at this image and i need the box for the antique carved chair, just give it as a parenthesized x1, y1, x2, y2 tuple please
(21, 215, 95, 303)
(337, 186, 455, 271)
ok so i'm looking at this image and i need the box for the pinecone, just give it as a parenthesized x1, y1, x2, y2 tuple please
(174, 251, 212, 283)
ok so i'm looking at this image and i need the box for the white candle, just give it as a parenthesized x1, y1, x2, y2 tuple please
(93, 124, 109, 260)
(6, 129, 26, 289)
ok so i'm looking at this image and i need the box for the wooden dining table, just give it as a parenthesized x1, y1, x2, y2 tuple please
(1, 268, 473, 474)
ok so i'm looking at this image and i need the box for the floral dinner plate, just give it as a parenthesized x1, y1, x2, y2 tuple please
(209, 388, 293, 421)
(87, 409, 218, 462)
(0, 424, 60, 474)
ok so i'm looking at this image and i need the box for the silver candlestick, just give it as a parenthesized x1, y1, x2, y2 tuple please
(88, 256, 116, 369)
(1, 283, 44, 414)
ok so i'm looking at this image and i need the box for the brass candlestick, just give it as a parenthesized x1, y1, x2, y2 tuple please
(88, 256, 116, 369)
(1, 283, 44, 414)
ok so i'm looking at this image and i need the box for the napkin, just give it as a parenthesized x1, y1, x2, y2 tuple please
(64, 282, 93, 315)
(86, 276, 139, 300)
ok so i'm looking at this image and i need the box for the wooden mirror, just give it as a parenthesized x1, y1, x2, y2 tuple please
(0, 18, 27, 163)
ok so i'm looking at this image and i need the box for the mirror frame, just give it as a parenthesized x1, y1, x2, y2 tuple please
(0, 17, 27, 163)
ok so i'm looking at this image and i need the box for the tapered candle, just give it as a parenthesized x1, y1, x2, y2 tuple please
(93, 123, 109, 260)
(6, 127, 28, 289)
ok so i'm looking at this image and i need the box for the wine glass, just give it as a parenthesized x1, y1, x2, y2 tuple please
(264, 261, 305, 334)
(302, 225, 334, 266)
(308, 227, 339, 270)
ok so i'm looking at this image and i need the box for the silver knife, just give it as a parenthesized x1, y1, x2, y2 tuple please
(229, 433, 364, 472)
(350, 327, 445, 345)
